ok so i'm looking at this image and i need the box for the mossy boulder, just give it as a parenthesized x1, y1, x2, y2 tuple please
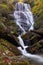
(22, 29, 43, 54)
(0, 38, 21, 56)
(27, 39, 43, 54)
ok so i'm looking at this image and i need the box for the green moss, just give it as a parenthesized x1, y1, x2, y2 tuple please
(0, 45, 7, 51)
(0, 62, 8, 65)
(31, 0, 43, 30)
(0, 39, 21, 55)
(0, 23, 3, 29)
(0, 4, 8, 9)
(12, 61, 30, 65)
(0, 4, 10, 13)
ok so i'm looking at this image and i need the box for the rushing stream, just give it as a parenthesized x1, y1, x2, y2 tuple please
(14, 2, 43, 63)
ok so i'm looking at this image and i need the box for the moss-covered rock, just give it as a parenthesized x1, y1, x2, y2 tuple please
(22, 29, 43, 54)
(22, 31, 40, 45)
(11, 61, 30, 65)
(0, 38, 21, 56)
(28, 39, 43, 54)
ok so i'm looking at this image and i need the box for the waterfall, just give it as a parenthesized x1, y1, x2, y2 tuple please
(18, 35, 28, 49)
(14, 2, 43, 63)
(14, 2, 34, 33)
(17, 35, 43, 63)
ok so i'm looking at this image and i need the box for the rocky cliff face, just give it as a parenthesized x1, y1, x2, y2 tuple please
(0, 0, 43, 65)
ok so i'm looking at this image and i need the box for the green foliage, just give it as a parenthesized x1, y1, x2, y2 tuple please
(31, 0, 43, 29)
(0, 4, 10, 13)
(0, 0, 17, 34)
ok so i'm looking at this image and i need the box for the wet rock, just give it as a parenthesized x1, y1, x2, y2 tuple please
(21, 29, 43, 54)
(31, 29, 43, 36)
(9, 13, 15, 20)
(21, 31, 40, 45)
(24, 40, 31, 46)
(26, 39, 43, 54)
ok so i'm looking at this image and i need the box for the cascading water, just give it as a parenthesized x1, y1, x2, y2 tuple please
(14, 2, 43, 63)
(18, 35, 43, 63)
(14, 2, 34, 33)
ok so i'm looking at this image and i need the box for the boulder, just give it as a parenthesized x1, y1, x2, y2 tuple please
(26, 39, 43, 54)
(0, 38, 21, 56)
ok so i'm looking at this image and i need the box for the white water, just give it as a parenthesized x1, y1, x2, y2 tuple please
(18, 35, 43, 63)
(14, 2, 34, 33)
(18, 35, 28, 49)
(14, 2, 43, 63)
